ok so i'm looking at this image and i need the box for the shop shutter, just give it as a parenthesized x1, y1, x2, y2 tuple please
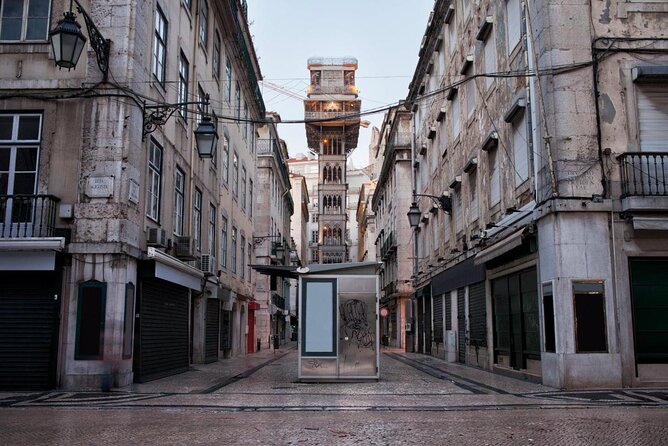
(135, 279, 189, 383)
(445, 293, 452, 331)
(205, 299, 220, 363)
(468, 282, 486, 346)
(457, 287, 466, 363)
(432, 294, 444, 343)
(0, 272, 59, 390)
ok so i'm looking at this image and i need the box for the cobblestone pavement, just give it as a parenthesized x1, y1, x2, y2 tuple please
(1, 347, 667, 445)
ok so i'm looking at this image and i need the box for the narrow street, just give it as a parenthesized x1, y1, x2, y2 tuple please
(2, 347, 667, 445)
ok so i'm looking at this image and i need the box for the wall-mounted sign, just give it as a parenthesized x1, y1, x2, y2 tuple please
(85, 176, 114, 198)
(128, 179, 140, 204)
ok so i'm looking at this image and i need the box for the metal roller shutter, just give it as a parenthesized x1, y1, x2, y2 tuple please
(0, 272, 60, 390)
(432, 294, 443, 343)
(205, 299, 220, 363)
(457, 288, 466, 363)
(134, 279, 189, 383)
(445, 293, 452, 331)
(468, 282, 487, 346)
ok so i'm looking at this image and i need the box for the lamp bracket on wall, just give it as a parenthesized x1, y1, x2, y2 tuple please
(142, 98, 211, 140)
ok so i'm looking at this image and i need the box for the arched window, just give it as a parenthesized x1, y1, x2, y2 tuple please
(337, 166, 343, 183)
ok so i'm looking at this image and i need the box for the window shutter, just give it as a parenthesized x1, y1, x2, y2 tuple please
(637, 84, 668, 152)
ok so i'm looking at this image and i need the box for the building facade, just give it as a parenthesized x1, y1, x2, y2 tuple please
(255, 113, 293, 349)
(372, 107, 414, 351)
(0, 0, 266, 390)
(406, 0, 668, 388)
(304, 57, 361, 264)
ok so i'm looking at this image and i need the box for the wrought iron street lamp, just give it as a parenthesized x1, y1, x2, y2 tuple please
(49, 0, 111, 79)
(407, 193, 452, 229)
(407, 202, 422, 229)
(193, 115, 219, 159)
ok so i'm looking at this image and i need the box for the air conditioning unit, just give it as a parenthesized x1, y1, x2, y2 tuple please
(173, 235, 196, 260)
(147, 228, 167, 248)
(199, 254, 216, 275)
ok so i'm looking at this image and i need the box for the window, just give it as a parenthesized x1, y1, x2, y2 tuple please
(208, 203, 216, 259)
(198, 0, 208, 48)
(453, 186, 462, 234)
(247, 242, 252, 281)
(573, 281, 607, 353)
(152, 5, 167, 84)
(122, 283, 135, 359)
(241, 167, 247, 210)
(231, 226, 237, 273)
(542, 282, 556, 353)
(249, 179, 253, 218)
(147, 139, 162, 222)
(0, 113, 41, 228)
(242, 102, 248, 140)
(465, 65, 475, 119)
(232, 152, 239, 197)
(225, 57, 232, 103)
(174, 168, 185, 235)
(75, 281, 106, 360)
(448, 14, 456, 56)
(311, 230, 318, 243)
(0, 0, 50, 41)
(235, 82, 241, 121)
(197, 85, 206, 124)
(193, 188, 202, 251)
(483, 30, 497, 89)
(511, 111, 529, 186)
(240, 236, 245, 279)
(221, 217, 228, 268)
(222, 134, 229, 184)
(488, 147, 501, 206)
(506, 0, 521, 53)
(178, 51, 189, 120)
(469, 170, 478, 222)
(452, 91, 460, 138)
(250, 122, 255, 153)
(213, 31, 221, 78)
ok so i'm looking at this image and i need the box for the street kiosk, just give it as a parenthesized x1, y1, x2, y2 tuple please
(297, 262, 380, 381)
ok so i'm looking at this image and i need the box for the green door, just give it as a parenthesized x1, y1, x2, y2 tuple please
(630, 259, 668, 364)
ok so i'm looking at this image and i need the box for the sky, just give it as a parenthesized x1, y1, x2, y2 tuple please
(247, 0, 435, 169)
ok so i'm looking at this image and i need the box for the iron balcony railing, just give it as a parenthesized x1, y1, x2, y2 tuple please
(0, 194, 61, 238)
(271, 292, 285, 310)
(618, 152, 668, 197)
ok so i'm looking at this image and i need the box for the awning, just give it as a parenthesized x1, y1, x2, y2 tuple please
(632, 217, 668, 231)
(0, 237, 65, 271)
(248, 301, 261, 310)
(474, 229, 525, 265)
(142, 247, 204, 290)
(251, 264, 299, 279)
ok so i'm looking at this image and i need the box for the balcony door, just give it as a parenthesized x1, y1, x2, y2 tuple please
(0, 114, 41, 237)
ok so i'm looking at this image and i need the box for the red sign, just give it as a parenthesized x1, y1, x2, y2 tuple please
(380, 308, 389, 317)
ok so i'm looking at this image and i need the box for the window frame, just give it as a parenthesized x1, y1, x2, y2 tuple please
(240, 235, 246, 279)
(152, 4, 168, 85)
(231, 226, 238, 274)
(0, 0, 51, 42)
(173, 167, 185, 236)
(208, 203, 216, 258)
(198, 0, 208, 49)
(178, 51, 189, 120)
(221, 216, 228, 268)
(212, 30, 221, 79)
(193, 188, 202, 251)
(146, 139, 163, 223)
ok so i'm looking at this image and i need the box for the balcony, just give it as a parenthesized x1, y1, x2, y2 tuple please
(618, 152, 668, 213)
(306, 85, 359, 96)
(271, 291, 286, 311)
(0, 194, 60, 238)
(304, 111, 360, 123)
(379, 231, 397, 260)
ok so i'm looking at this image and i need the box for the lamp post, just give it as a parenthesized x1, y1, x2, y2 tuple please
(49, 0, 111, 79)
